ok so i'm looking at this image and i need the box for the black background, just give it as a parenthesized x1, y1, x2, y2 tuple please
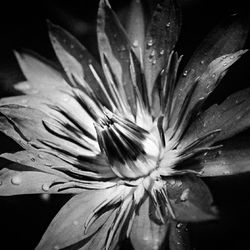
(0, 0, 250, 249)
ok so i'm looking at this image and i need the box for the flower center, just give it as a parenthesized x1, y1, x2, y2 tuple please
(95, 111, 161, 179)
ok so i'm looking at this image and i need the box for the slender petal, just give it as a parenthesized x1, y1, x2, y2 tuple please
(144, 0, 181, 105)
(97, 0, 137, 116)
(166, 174, 217, 221)
(171, 12, 249, 124)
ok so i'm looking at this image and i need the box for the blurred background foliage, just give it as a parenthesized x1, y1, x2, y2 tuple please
(0, 0, 250, 249)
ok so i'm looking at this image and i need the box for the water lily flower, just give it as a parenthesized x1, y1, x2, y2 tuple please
(0, 0, 249, 249)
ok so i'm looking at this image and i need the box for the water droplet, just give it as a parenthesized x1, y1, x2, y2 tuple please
(166, 22, 171, 28)
(200, 60, 204, 65)
(160, 49, 165, 56)
(150, 50, 155, 57)
(176, 223, 183, 229)
(180, 188, 189, 201)
(152, 59, 156, 65)
(42, 183, 50, 192)
(182, 70, 188, 77)
(38, 154, 44, 159)
(212, 73, 216, 78)
(223, 170, 230, 175)
(230, 55, 234, 59)
(147, 39, 154, 47)
(11, 175, 22, 185)
(31, 157, 36, 162)
(133, 40, 139, 48)
(223, 63, 227, 67)
(73, 220, 79, 226)
(54, 245, 60, 250)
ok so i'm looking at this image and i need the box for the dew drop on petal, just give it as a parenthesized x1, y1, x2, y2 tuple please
(223, 170, 230, 175)
(147, 39, 154, 47)
(73, 220, 79, 226)
(182, 70, 188, 77)
(38, 154, 44, 159)
(133, 40, 139, 48)
(180, 188, 189, 201)
(11, 175, 22, 185)
(42, 183, 50, 192)
(212, 73, 216, 78)
(160, 49, 165, 56)
(166, 22, 171, 28)
(176, 222, 183, 229)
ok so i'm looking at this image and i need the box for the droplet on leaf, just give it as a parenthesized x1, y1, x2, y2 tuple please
(176, 222, 183, 229)
(182, 70, 188, 77)
(166, 22, 171, 28)
(42, 183, 50, 192)
(133, 40, 139, 48)
(11, 175, 22, 185)
(180, 188, 189, 201)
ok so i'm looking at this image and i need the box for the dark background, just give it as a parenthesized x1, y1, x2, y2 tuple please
(0, 0, 250, 249)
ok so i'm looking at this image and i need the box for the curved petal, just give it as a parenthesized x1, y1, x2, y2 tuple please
(130, 197, 168, 250)
(144, 0, 181, 104)
(179, 88, 250, 150)
(166, 174, 217, 222)
(97, 0, 136, 115)
(171, 12, 249, 124)
(0, 163, 70, 195)
(197, 135, 250, 177)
